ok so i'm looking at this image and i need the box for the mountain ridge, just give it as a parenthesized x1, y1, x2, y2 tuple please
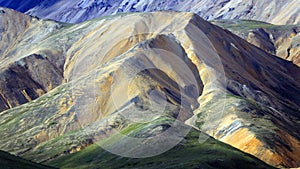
(0, 0, 299, 24)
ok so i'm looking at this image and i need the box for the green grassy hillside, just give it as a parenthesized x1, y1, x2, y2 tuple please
(47, 124, 276, 169)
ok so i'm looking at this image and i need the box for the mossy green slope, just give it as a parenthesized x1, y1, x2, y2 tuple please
(47, 126, 275, 169)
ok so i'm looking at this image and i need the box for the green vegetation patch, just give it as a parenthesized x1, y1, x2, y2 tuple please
(213, 19, 299, 32)
(46, 115, 276, 169)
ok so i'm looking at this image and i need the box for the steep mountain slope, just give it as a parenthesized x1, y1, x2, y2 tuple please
(0, 0, 299, 24)
(0, 8, 300, 168)
(0, 7, 66, 112)
(0, 150, 56, 169)
(214, 20, 300, 66)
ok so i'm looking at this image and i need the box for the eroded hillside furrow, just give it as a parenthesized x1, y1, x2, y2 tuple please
(0, 53, 65, 112)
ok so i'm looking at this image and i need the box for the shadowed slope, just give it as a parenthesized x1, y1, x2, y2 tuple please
(0, 150, 56, 169)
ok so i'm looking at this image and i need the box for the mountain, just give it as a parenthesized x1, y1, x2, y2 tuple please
(0, 0, 299, 24)
(1, 7, 300, 169)
(214, 20, 300, 66)
(0, 7, 65, 112)
(0, 150, 56, 169)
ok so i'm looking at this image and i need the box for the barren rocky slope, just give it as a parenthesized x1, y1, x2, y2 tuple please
(0, 8, 300, 168)
(214, 20, 300, 66)
(0, 0, 299, 24)
(0, 7, 69, 112)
